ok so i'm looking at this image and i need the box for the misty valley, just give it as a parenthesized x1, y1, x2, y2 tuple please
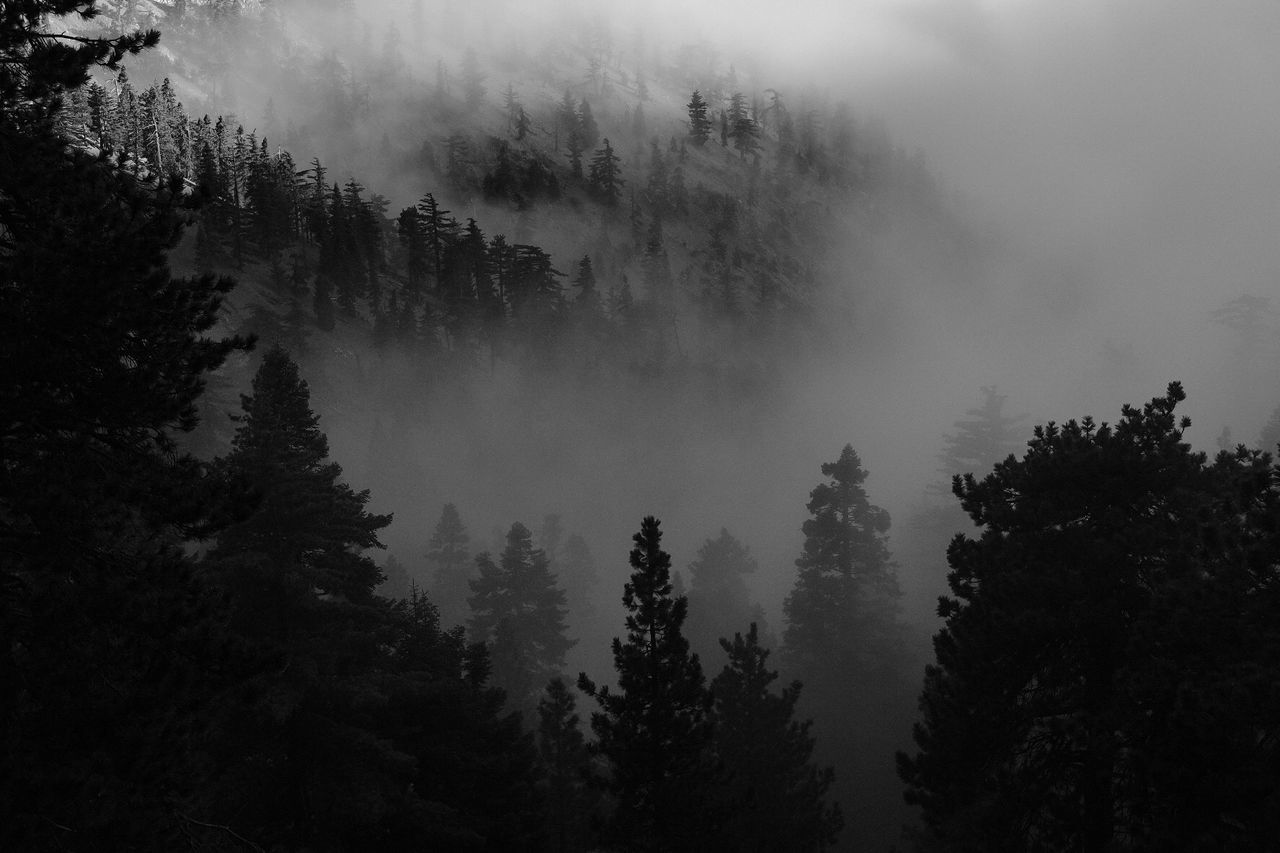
(4, 1, 1280, 851)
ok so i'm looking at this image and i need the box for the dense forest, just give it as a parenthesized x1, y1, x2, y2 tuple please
(4, 1, 1280, 851)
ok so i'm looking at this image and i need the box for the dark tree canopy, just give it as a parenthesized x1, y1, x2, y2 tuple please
(587, 138, 624, 206)
(900, 383, 1280, 851)
(427, 501, 473, 626)
(687, 89, 712, 146)
(0, 0, 158, 122)
(727, 91, 760, 158)
(712, 624, 843, 851)
(930, 384, 1027, 496)
(213, 344, 390, 608)
(578, 516, 717, 851)
(684, 527, 762, 665)
(1, 4, 249, 844)
(537, 677, 597, 852)
(782, 445, 902, 681)
(469, 522, 576, 717)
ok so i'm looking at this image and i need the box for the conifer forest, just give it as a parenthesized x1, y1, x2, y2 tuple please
(6, 1, 1280, 850)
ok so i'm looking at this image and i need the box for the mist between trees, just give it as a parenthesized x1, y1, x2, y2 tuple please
(6, 2, 1280, 851)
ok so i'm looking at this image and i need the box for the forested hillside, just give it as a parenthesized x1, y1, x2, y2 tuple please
(5, 2, 1280, 852)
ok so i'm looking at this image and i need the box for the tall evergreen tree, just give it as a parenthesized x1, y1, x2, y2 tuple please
(538, 677, 597, 852)
(711, 624, 843, 851)
(1, 5, 248, 843)
(687, 89, 712, 146)
(566, 124, 585, 178)
(899, 384, 1280, 851)
(930, 384, 1027, 497)
(577, 98, 599, 150)
(211, 345, 390, 618)
(573, 254, 597, 304)
(782, 445, 902, 681)
(378, 553, 413, 600)
(907, 385, 1028, 627)
(203, 346, 406, 848)
(578, 517, 717, 851)
(469, 522, 576, 718)
(727, 92, 760, 158)
(685, 528, 762, 666)
(555, 89, 577, 152)
(426, 502, 472, 627)
(365, 585, 546, 849)
(397, 203, 429, 299)
(417, 191, 458, 288)
(559, 532, 601, 643)
(503, 82, 521, 133)
(587, 138, 624, 206)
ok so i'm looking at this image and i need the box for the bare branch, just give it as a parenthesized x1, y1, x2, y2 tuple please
(176, 813, 265, 853)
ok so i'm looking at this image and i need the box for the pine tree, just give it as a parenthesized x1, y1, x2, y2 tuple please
(203, 346, 407, 847)
(782, 446, 902, 681)
(712, 624, 843, 851)
(566, 124, 585, 178)
(556, 89, 577, 152)
(503, 82, 520, 133)
(1, 3, 255, 840)
(908, 386, 1028, 626)
(397, 204, 429, 299)
(780, 450, 915, 853)
(444, 133, 473, 193)
(631, 100, 646, 137)
(727, 92, 760, 158)
(377, 553, 413, 600)
(578, 517, 717, 851)
(211, 345, 390, 613)
(577, 98, 599, 150)
(645, 139, 668, 211)
(931, 384, 1027, 496)
(418, 191, 459, 287)
(573, 254, 598, 306)
(538, 678, 597, 852)
(685, 528, 760, 665)
(426, 502, 472, 627)
(469, 522, 576, 717)
(899, 383, 1280, 850)
(687, 89, 712, 146)
(487, 234, 516, 309)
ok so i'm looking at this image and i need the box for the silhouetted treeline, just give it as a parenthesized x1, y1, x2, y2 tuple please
(899, 384, 1280, 850)
(61, 0, 966, 391)
(10, 6, 1280, 853)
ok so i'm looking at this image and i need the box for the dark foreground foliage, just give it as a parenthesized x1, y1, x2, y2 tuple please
(900, 383, 1280, 851)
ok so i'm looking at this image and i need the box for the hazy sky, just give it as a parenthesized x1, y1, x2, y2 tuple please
(794, 0, 1280, 437)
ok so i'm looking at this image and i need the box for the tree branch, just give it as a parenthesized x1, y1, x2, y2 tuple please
(176, 813, 265, 853)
